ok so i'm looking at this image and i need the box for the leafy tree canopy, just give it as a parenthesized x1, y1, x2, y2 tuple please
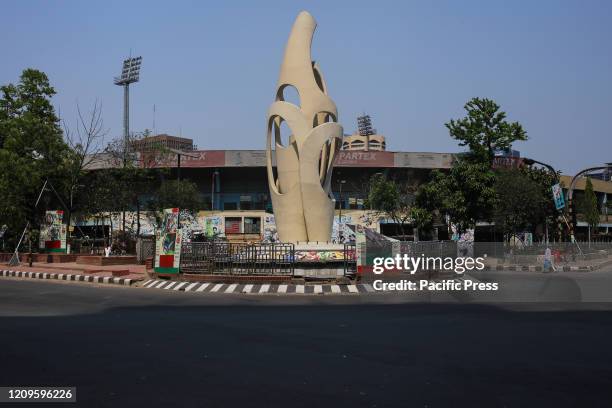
(446, 97, 527, 165)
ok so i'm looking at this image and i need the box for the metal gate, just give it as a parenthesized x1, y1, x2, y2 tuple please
(180, 242, 295, 276)
(344, 243, 357, 277)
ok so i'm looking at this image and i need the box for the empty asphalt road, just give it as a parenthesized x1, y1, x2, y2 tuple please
(2, 278, 612, 407)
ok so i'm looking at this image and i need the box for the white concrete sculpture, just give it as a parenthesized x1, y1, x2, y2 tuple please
(266, 11, 342, 242)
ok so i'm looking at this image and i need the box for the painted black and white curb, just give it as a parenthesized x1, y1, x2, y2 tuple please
(495, 265, 595, 272)
(140, 279, 371, 295)
(1, 270, 134, 286)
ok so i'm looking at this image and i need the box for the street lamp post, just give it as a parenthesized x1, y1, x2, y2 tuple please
(523, 158, 562, 242)
(338, 179, 346, 226)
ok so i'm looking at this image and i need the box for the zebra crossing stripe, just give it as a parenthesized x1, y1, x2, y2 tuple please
(331, 285, 341, 293)
(173, 282, 187, 291)
(164, 282, 177, 290)
(278, 284, 288, 293)
(210, 283, 224, 293)
(155, 281, 167, 289)
(243, 284, 253, 293)
(143, 280, 153, 286)
(184, 282, 199, 291)
(225, 283, 238, 293)
(145, 280, 158, 288)
(296, 285, 305, 294)
(347, 285, 359, 293)
(195, 283, 210, 292)
(314, 285, 323, 294)
(362, 284, 375, 292)
(259, 284, 270, 294)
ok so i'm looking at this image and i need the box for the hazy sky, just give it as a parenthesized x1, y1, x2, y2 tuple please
(2, 0, 611, 174)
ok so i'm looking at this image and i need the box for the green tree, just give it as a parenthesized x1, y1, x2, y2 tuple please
(368, 174, 415, 236)
(417, 159, 497, 233)
(446, 97, 527, 165)
(582, 177, 600, 242)
(0, 69, 71, 249)
(416, 97, 527, 234)
(152, 179, 202, 213)
(492, 167, 554, 240)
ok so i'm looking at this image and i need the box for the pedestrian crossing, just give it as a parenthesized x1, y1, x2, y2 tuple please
(138, 279, 372, 295)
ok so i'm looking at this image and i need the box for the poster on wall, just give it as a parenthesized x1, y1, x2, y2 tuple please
(39, 210, 67, 253)
(155, 208, 182, 274)
(263, 214, 278, 243)
(204, 215, 224, 238)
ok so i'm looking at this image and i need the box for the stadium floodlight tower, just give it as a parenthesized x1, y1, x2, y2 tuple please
(114, 56, 142, 166)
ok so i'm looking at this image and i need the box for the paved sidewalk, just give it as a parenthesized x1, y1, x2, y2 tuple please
(1, 261, 146, 281)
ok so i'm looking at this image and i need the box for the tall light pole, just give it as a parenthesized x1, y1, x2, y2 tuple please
(114, 56, 142, 166)
(114, 56, 142, 235)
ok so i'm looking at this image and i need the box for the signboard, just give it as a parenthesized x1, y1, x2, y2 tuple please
(552, 183, 565, 210)
(334, 151, 395, 167)
(225, 150, 269, 167)
(154, 208, 182, 274)
(145, 150, 226, 168)
(39, 210, 67, 253)
(492, 156, 524, 169)
(393, 152, 453, 169)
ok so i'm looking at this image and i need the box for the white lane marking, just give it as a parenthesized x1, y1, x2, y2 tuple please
(225, 283, 238, 293)
(210, 283, 224, 293)
(331, 285, 341, 293)
(196, 283, 210, 292)
(173, 282, 187, 291)
(296, 285, 305, 294)
(243, 284, 253, 293)
(145, 280, 158, 288)
(164, 282, 177, 290)
(347, 285, 359, 293)
(278, 284, 288, 293)
(155, 281, 167, 289)
(184, 282, 199, 292)
(259, 284, 270, 294)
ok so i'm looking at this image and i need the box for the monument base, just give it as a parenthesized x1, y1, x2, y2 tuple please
(293, 242, 348, 279)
